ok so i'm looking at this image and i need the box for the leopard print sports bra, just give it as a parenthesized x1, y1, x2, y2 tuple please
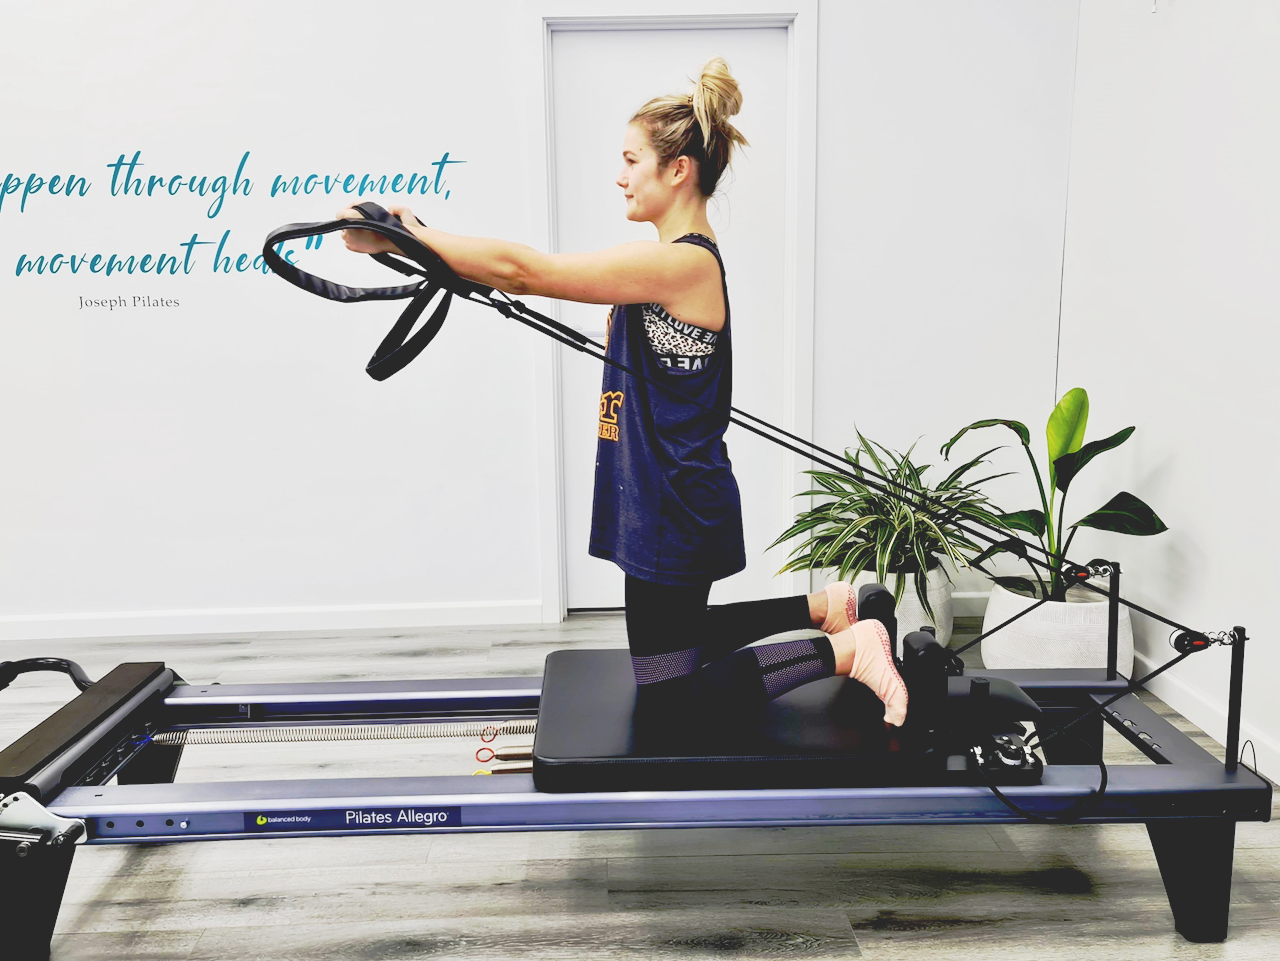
(641, 302, 719, 371)
(641, 233, 721, 372)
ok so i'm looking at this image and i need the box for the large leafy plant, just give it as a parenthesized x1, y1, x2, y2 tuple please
(769, 433, 1007, 620)
(941, 387, 1167, 601)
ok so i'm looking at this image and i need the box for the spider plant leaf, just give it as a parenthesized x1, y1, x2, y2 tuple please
(1052, 426, 1135, 495)
(912, 539, 931, 579)
(839, 542, 877, 583)
(940, 419, 1030, 460)
(873, 525, 891, 582)
(914, 514, 955, 561)
(768, 513, 832, 544)
(859, 435, 891, 479)
(900, 457, 923, 491)
(892, 570, 907, 608)
(1072, 491, 1168, 536)
(788, 534, 835, 562)
(914, 567, 935, 623)
(1047, 387, 1089, 489)
(880, 521, 909, 583)
(806, 471, 855, 493)
(826, 515, 880, 556)
(774, 556, 813, 576)
(909, 542, 938, 622)
(793, 490, 844, 502)
(998, 509, 1047, 538)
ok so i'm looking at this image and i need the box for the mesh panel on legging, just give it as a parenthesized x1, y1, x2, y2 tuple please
(623, 575, 837, 710)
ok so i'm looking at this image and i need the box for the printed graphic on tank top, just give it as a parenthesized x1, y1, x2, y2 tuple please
(589, 233, 746, 586)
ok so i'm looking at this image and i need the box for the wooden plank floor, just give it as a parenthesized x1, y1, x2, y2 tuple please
(2, 616, 1276, 960)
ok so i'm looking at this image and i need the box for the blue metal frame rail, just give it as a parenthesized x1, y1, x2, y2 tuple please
(2, 666, 1271, 951)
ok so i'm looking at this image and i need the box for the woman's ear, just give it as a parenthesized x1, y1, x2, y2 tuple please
(668, 155, 694, 187)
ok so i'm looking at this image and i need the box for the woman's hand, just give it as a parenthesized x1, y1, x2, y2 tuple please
(335, 205, 424, 256)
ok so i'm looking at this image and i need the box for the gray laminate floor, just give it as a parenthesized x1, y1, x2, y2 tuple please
(2, 615, 1276, 960)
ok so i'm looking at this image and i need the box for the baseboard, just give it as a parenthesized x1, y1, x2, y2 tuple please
(952, 591, 990, 619)
(1133, 648, 1278, 784)
(0, 599, 544, 642)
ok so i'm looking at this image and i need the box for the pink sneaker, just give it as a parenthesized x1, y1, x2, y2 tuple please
(821, 581, 858, 635)
(844, 619, 908, 727)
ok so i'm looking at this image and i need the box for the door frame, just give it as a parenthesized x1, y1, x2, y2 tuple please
(520, 0, 819, 621)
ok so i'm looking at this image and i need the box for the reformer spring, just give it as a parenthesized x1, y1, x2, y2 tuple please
(151, 719, 536, 747)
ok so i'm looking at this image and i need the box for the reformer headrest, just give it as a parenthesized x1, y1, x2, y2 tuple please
(262, 202, 492, 381)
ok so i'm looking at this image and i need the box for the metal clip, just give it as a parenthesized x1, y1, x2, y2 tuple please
(1173, 627, 1246, 652)
(1064, 559, 1118, 581)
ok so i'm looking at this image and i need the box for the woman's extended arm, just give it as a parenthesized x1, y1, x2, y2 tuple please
(337, 204, 716, 313)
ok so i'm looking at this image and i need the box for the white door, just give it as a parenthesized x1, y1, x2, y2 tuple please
(548, 26, 794, 609)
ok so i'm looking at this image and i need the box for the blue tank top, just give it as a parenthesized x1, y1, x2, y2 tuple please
(588, 233, 746, 585)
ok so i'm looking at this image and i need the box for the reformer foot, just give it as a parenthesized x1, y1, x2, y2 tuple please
(833, 619, 908, 727)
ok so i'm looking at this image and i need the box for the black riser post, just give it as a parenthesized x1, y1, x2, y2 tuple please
(1225, 627, 1246, 774)
(1107, 564, 1120, 681)
(1147, 818, 1236, 942)
(2, 836, 78, 960)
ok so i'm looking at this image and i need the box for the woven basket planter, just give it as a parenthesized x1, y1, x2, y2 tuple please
(980, 582, 1134, 675)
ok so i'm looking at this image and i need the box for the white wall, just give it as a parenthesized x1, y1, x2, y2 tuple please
(1, 1, 1086, 640)
(810, 1, 1081, 595)
(0, 2, 545, 637)
(1059, 0, 1280, 776)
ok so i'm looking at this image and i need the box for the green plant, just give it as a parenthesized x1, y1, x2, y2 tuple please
(941, 387, 1168, 601)
(769, 432, 1008, 620)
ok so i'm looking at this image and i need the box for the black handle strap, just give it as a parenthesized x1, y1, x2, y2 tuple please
(261, 202, 493, 380)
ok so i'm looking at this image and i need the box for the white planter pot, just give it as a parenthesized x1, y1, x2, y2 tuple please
(981, 583, 1134, 675)
(851, 568, 954, 648)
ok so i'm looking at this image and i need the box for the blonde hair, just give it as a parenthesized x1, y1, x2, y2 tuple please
(630, 57, 749, 197)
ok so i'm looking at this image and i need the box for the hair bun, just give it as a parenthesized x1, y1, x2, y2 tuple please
(692, 57, 743, 142)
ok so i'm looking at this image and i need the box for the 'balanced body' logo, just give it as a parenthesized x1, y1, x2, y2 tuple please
(246, 807, 461, 833)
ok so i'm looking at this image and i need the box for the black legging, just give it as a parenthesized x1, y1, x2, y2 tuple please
(624, 574, 837, 711)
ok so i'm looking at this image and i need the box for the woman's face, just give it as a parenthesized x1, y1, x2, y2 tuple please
(616, 123, 668, 223)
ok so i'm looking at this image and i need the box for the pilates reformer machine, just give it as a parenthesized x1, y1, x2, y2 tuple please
(1, 206, 1269, 956)
(0, 590, 1268, 956)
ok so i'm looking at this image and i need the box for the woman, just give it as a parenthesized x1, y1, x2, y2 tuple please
(338, 58, 907, 727)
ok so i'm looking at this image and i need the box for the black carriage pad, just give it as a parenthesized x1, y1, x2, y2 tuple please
(532, 649, 1036, 793)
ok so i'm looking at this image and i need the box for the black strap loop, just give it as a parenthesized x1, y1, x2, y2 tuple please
(261, 202, 492, 379)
